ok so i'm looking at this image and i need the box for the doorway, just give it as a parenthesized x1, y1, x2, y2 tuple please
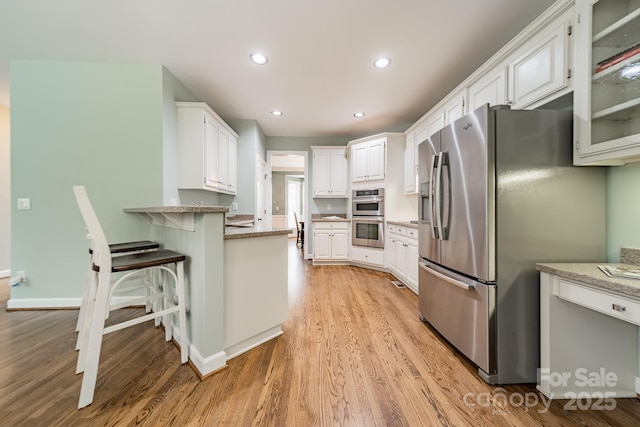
(266, 151, 308, 256)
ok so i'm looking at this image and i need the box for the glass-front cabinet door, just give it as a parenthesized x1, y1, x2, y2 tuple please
(574, 0, 640, 165)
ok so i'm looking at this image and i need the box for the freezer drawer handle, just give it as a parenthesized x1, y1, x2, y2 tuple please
(420, 263, 475, 291)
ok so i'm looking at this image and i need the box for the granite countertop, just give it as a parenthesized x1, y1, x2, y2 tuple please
(224, 226, 292, 240)
(125, 206, 229, 213)
(536, 263, 640, 300)
(310, 214, 350, 222)
(387, 220, 419, 229)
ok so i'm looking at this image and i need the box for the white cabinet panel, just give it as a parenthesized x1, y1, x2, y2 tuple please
(443, 92, 465, 125)
(204, 116, 219, 189)
(313, 221, 349, 262)
(387, 223, 418, 293)
(351, 138, 385, 183)
(176, 102, 238, 195)
(468, 66, 508, 111)
(427, 111, 445, 137)
(314, 232, 331, 260)
(228, 135, 237, 193)
(509, 14, 569, 109)
(313, 147, 348, 197)
(404, 132, 417, 194)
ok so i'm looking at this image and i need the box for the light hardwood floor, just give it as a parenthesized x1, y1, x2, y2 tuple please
(1, 241, 639, 426)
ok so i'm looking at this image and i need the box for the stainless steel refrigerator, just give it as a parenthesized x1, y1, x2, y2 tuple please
(417, 104, 605, 384)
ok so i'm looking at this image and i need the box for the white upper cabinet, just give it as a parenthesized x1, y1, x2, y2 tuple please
(508, 9, 571, 109)
(443, 91, 465, 125)
(404, 131, 417, 194)
(427, 111, 446, 137)
(574, 0, 640, 165)
(351, 137, 385, 183)
(203, 115, 219, 189)
(405, 124, 429, 194)
(312, 147, 348, 197)
(467, 66, 509, 111)
(176, 102, 238, 195)
(228, 135, 237, 193)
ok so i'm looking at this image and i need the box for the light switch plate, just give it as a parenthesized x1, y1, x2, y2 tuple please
(17, 198, 31, 210)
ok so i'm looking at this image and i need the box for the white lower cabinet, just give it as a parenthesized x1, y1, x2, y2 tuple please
(313, 221, 349, 263)
(387, 224, 418, 294)
(539, 272, 639, 399)
(351, 245, 385, 267)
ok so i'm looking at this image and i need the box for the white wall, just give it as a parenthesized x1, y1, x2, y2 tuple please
(0, 106, 9, 276)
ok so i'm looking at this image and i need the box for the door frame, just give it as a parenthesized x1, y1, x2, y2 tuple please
(266, 150, 309, 257)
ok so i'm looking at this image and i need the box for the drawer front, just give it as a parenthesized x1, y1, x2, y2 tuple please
(351, 246, 384, 266)
(388, 224, 407, 236)
(314, 221, 349, 230)
(406, 227, 418, 240)
(554, 279, 640, 326)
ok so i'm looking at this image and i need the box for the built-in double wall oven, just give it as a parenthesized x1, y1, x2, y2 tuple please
(352, 188, 384, 249)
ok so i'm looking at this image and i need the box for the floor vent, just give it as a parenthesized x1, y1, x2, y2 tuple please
(391, 280, 406, 288)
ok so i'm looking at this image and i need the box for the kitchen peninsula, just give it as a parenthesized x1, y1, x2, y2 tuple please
(124, 206, 290, 378)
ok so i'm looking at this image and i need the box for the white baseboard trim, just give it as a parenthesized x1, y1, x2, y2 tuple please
(7, 297, 82, 309)
(224, 325, 283, 360)
(188, 345, 227, 377)
(6, 296, 142, 310)
(0, 269, 10, 279)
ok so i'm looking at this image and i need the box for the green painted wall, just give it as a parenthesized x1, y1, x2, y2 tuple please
(0, 106, 9, 274)
(162, 67, 200, 204)
(271, 172, 304, 215)
(606, 163, 640, 262)
(10, 59, 164, 300)
(226, 119, 267, 215)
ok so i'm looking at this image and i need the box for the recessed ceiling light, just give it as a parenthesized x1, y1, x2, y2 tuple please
(354, 112, 365, 118)
(250, 53, 268, 65)
(373, 57, 391, 69)
(271, 110, 283, 116)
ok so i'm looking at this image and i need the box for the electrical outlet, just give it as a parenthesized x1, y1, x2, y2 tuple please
(275, 206, 279, 211)
(232, 202, 238, 211)
(327, 204, 332, 211)
(17, 198, 31, 210)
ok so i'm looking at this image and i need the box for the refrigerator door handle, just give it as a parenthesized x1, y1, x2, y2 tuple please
(419, 262, 475, 291)
(430, 154, 439, 239)
(434, 152, 445, 241)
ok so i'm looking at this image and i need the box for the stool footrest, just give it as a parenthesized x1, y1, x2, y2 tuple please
(103, 306, 180, 335)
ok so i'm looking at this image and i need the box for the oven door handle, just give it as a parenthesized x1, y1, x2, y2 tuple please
(353, 196, 383, 203)
(419, 262, 475, 291)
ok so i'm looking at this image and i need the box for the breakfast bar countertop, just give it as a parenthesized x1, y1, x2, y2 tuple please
(124, 206, 229, 214)
(224, 226, 291, 240)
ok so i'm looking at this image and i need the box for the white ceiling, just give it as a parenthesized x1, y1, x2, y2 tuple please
(0, 0, 556, 138)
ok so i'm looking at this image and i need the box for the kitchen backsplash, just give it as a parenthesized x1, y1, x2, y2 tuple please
(620, 247, 640, 265)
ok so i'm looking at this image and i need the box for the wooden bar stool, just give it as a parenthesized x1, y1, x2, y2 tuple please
(73, 185, 188, 409)
(75, 240, 161, 350)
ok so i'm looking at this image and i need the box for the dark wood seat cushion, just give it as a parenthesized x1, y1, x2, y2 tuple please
(92, 249, 186, 273)
(89, 240, 160, 254)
